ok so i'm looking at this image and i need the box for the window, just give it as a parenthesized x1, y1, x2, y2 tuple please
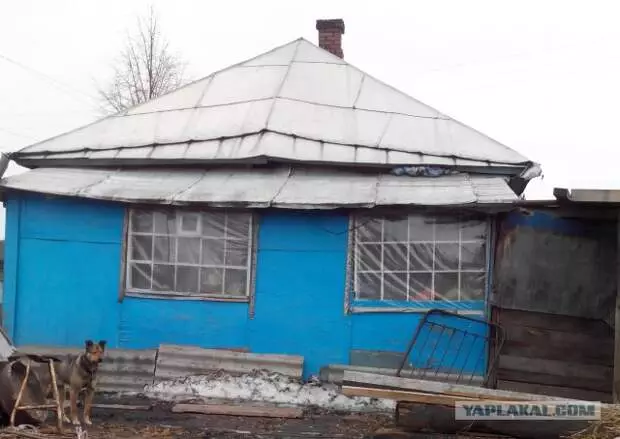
(352, 214, 488, 302)
(126, 208, 254, 298)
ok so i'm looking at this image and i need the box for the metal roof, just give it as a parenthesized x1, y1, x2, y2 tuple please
(0, 166, 518, 208)
(13, 39, 534, 175)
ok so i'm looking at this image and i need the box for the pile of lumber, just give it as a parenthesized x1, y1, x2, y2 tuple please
(342, 371, 601, 439)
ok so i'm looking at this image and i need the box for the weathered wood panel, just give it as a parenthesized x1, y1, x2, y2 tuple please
(493, 307, 613, 401)
(493, 210, 616, 322)
(396, 402, 590, 439)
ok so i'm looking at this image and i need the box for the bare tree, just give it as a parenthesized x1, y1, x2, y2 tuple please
(99, 6, 186, 113)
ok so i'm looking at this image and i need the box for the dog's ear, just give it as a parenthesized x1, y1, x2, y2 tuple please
(85, 340, 94, 349)
(98, 340, 107, 351)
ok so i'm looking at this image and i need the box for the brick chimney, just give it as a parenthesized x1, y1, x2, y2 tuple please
(316, 19, 345, 58)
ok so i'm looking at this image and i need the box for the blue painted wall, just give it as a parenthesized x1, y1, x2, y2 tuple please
(4, 193, 489, 378)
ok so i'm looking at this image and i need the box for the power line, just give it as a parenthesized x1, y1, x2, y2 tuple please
(0, 52, 99, 108)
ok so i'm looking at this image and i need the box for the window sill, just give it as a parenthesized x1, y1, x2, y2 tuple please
(350, 306, 484, 316)
(349, 299, 485, 316)
(124, 291, 250, 303)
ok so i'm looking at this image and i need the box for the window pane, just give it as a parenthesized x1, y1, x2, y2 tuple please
(409, 273, 433, 300)
(461, 220, 487, 241)
(357, 244, 381, 271)
(202, 212, 226, 238)
(227, 213, 251, 240)
(152, 264, 174, 291)
(357, 218, 381, 242)
(461, 242, 486, 270)
(409, 216, 434, 241)
(435, 243, 459, 271)
(409, 243, 433, 271)
(131, 210, 153, 233)
(130, 263, 151, 290)
(200, 267, 223, 294)
(154, 211, 176, 234)
(176, 265, 199, 293)
(356, 272, 381, 299)
(384, 272, 407, 300)
(177, 237, 200, 264)
(435, 273, 459, 301)
(435, 218, 459, 241)
(224, 269, 247, 296)
(130, 236, 152, 261)
(180, 213, 200, 234)
(384, 218, 408, 242)
(384, 243, 407, 271)
(461, 272, 485, 300)
(225, 240, 249, 266)
(153, 236, 175, 263)
(202, 239, 225, 265)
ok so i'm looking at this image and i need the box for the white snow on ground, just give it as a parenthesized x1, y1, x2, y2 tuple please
(144, 371, 395, 413)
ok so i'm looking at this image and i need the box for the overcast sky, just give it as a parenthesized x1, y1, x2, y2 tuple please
(0, 0, 618, 236)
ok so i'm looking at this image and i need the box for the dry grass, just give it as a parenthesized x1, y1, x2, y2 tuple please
(568, 406, 620, 439)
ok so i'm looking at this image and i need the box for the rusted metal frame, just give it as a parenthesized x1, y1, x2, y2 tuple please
(396, 309, 505, 387)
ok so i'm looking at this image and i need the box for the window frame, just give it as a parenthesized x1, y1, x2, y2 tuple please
(345, 211, 491, 314)
(121, 206, 257, 304)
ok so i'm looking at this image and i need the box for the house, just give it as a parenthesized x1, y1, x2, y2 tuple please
(0, 20, 541, 379)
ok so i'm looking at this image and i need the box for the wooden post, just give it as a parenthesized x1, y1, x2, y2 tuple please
(10, 360, 31, 427)
(614, 212, 620, 403)
(48, 359, 63, 434)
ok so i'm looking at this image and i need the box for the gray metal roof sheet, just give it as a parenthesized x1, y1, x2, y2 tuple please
(14, 39, 532, 174)
(0, 167, 518, 208)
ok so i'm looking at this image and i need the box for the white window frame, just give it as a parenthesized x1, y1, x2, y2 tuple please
(349, 213, 489, 303)
(123, 207, 256, 302)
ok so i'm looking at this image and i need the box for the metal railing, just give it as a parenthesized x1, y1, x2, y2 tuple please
(396, 309, 505, 387)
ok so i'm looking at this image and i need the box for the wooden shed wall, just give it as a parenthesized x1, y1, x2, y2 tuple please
(492, 208, 616, 402)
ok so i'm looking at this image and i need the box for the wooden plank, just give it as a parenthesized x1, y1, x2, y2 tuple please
(498, 355, 612, 383)
(342, 385, 480, 406)
(396, 402, 590, 439)
(342, 371, 600, 404)
(498, 308, 611, 337)
(171, 403, 304, 419)
(91, 404, 152, 411)
(497, 380, 612, 403)
(496, 368, 612, 393)
(502, 327, 613, 366)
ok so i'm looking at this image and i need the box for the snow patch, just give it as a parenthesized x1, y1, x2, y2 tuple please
(144, 370, 395, 413)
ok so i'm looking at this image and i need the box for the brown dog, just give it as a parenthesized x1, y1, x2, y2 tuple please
(54, 340, 106, 425)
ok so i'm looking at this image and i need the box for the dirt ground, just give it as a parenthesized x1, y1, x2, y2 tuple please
(0, 395, 393, 439)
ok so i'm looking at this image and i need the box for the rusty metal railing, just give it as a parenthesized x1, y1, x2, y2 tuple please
(396, 309, 505, 387)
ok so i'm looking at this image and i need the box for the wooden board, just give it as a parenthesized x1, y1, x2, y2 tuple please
(342, 371, 604, 405)
(497, 308, 612, 338)
(497, 380, 612, 404)
(171, 403, 304, 419)
(498, 355, 612, 383)
(342, 385, 479, 406)
(396, 402, 590, 439)
(496, 369, 611, 394)
(91, 404, 152, 411)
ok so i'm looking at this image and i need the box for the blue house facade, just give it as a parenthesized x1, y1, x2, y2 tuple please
(0, 28, 539, 379)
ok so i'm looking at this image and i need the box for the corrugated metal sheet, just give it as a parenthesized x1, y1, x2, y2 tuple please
(155, 344, 304, 379)
(16, 346, 157, 393)
(14, 39, 531, 173)
(0, 166, 519, 207)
